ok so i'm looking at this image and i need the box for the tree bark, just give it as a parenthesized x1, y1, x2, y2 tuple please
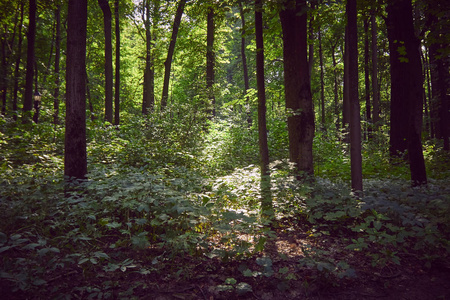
(12, 2, 25, 121)
(347, 0, 363, 193)
(280, 0, 315, 177)
(23, 0, 37, 122)
(331, 41, 340, 130)
(53, 4, 61, 125)
(255, 0, 272, 217)
(364, 16, 371, 138)
(114, 0, 120, 125)
(386, 0, 427, 186)
(142, 0, 157, 114)
(65, 0, 88, 180)
(206, 6, 216, 117)
(239, 0, 252, 126)
(371, 14, 380, 130)
(161, 0, 187, 110)
(98, 0, 113, 123)
(318, 24, 325, 129)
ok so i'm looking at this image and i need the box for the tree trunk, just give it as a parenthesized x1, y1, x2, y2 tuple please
(371, 14, 380, 130)
(342, 25, 350, 131)
(206, 6, 216, 117)
(308, 2, 315, 78)
(347, 0, 363, 193)
(142, 0, 156, 114)
(161, 0, 186, 110)
(114, 0, 120, 125)
(318, 24, 325, 129)
(386, 0, 427, 186)
(98, 0, 113, 123)
(255, 0, 272, 217)
(280, 0, 315, 177)
(53, 5, 61, 125)
(331, 41, 339, 130)
(23, 0, 37, 122)
(12, 2, 25, 121)
(364, 16, 371, 139)
(239, 0, 252, 126)
(65, 0, 88, 180)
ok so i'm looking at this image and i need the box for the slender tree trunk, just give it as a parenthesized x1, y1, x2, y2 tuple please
(331, 41, 340, 130)
(239, 0, 252, 126)
(371, 14, 380, 130)
(114, 0, 120, 125)
(53, 5, 61, 125)
(342, 25, 350, 131)
(23, 0, 37, 122)
(206, 6, 216, 117)
(347, 0, 363, 193)
(98, 0, 113, 123)
(364, 17, 371, 139)
(280, 0, 315, 177)
(161, 0, 186, 110)
(387, 0, 427, 186)
(318, 24, 325, 129)
(255, 0, 272, 217)
(12, 2, 25, 121)
(142, 0, 155, 114)
(65, 0, 88, 180)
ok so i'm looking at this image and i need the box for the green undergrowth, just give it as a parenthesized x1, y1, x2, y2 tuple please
(1, 114, 449, 298)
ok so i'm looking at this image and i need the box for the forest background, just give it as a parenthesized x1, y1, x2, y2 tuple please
(0, 0, 449, 299)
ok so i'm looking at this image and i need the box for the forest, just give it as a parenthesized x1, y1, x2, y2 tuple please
(0, 0, 449, 298)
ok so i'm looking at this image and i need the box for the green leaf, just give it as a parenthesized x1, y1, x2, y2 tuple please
(236, 282, 252, 295)
(225, 278, 237, 285)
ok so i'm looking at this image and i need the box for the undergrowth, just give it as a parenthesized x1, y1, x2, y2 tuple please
(1, 112, 449, 298)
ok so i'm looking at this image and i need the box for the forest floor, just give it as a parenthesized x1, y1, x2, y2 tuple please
(2, 224, 449, 300)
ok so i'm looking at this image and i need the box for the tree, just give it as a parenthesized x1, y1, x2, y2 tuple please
(371, 13, 380, 130)
(98, 0, 113, 123)
(206, 5, 216, 117)
(238, 0, 251, 126)
(23, 0, 37, 122)
(11, 1, 25, 121)
(161, 0, 187, 110)
(280, 0, 315, 177)
(114, 0, 120, 125)
(386, 0, 427, 186)
(65, 0, 88, 181)
(255, 0, 272, 217)
(53, 4, 61, 125)
(347, 0, 362, 193)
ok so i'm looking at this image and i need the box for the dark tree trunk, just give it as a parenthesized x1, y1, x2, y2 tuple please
(23, 0, 37, 122)
(342, 25, 350, 131)
(53, 5, 61, 125)
(239, 0, 252, 126)
(280, 0, 315, 177)
(364, 16, 371, 138)
(387, 0, 427, 186)
(98, 0, 113, 123)
(318, 24, 325, 129)
(65, 0, 88, 180)
(347, 0, 363, 193)
(371, 14, 380, 130)
(255, 0, 272, 217)
(161, 0, 186, 110)
(12, 2, 25, 121)
(206, 6, 216, 117)
(114, 0, 120, 125)
(142, 0, 156, 114)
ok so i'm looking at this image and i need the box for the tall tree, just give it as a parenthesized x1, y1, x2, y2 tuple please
(23, 0, 37, 122)
(280, 0, 315, 177)
(114, 0, 120, 125)
(206, 5, 216, 117)
(255, 0, 272, 217)
(363, 16, 371, 137)
(318, 24, 325, 128)
(238, 0, 251, 126)
(65, 0, 88, 180)
(98, 0, 113, 123)
(386, 0, 427, 186)
(161, 0, 187, 110)
(142, 0, 159, 114)
(12, 1, 25, 121)
(53, 4, 61, 125)
(347, 0, 363, 192)
(371, 13, 380, 130)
